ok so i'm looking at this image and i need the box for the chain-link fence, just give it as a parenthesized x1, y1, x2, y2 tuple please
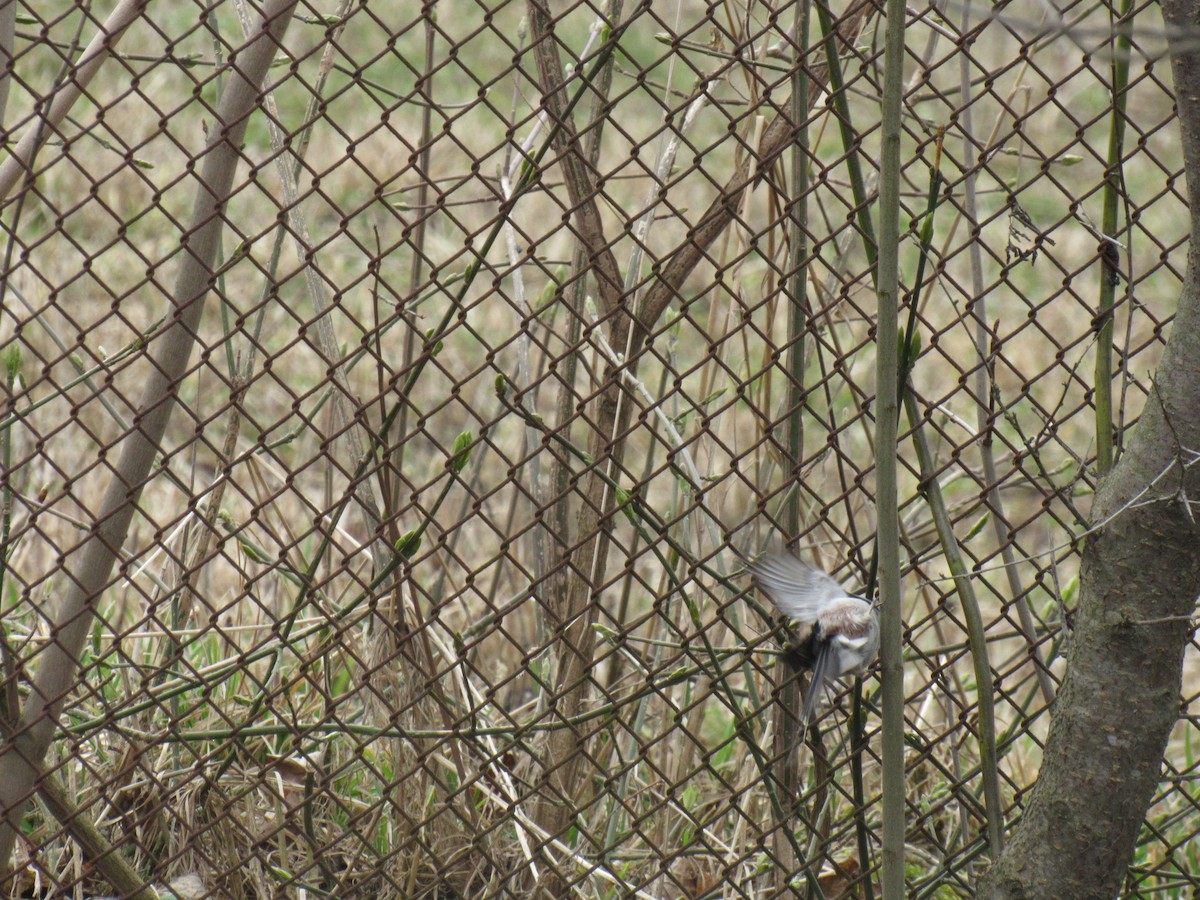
(0, 0, 1192, 896)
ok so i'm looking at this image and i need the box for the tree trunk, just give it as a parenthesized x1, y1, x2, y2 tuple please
(980, 3, 1200, 894)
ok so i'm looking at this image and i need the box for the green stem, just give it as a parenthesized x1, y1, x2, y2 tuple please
(850, 684, 875, 900)
(903, 390, 1004, 856)
(1095, 0, 1134, 474)
(876, 0, 906, 892)
(0, 349, 17, 723)
(785, 1, 811, 539)
(74, 650, 750, 743)
(902, 138, 1005, 856)
(815, 1, 877, 268)
(780, 4, 817, 891)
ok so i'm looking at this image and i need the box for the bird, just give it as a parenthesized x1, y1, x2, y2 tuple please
(748, 551, 880, 725)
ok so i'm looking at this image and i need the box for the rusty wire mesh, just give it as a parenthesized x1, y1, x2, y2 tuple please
(0, 0, 1194, 896)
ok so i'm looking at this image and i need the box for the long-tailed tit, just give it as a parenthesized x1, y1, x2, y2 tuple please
(749, 552, 880, 724)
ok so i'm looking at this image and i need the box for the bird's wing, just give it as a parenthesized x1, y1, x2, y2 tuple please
(801, 637, 836, 724)
(749, 552, 850, 621)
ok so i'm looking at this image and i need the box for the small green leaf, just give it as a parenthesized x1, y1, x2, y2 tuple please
(963, 510, 990, 541)
(614, 486, 637, 524)
(238, 539, 270, 564)
(3, 344, 21, 378)
(532, 265, 568, 316)
(297, 13, 344, 25)
(450, 430, 473, 473)
(396, 529, 421, 558)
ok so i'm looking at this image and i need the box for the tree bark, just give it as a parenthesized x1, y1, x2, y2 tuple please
(980, 3, 1200, 894)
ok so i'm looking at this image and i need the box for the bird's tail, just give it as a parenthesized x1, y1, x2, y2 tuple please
(800, 640, 835, 725)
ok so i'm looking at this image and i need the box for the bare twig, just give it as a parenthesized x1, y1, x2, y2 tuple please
(0, 0, 149, 201)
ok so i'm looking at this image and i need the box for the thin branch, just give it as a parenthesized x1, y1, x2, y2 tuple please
(0, 0, 148, 200)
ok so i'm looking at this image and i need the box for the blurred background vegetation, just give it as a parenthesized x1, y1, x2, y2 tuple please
(0, 0, 1192, 895)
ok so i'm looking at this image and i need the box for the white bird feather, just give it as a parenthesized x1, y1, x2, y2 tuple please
(748, 552, 880, 724)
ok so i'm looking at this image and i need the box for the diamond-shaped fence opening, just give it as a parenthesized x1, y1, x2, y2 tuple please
(0, 0, 1193, 897)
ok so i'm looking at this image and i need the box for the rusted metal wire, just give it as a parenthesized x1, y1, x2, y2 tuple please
(0, 0, 1192, 896)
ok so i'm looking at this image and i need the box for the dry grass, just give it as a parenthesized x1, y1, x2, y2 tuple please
(0, 0, 1194, 896)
